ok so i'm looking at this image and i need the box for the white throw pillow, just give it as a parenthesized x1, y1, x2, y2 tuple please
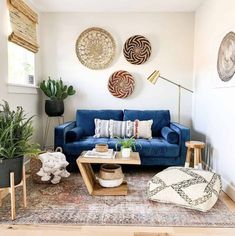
(94, 119, 110, 138)
(134, 119, 153, 139)
(109, 120, 134, 138)
(147, 167, 222, 212)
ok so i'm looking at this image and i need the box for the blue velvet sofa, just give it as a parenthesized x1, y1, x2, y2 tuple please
(55, 109, 190, 171)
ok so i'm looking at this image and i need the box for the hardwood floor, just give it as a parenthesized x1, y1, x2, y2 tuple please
(0, 192, 234, 236)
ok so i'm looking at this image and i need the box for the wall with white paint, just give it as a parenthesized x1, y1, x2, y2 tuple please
(40, 12, 194, 139)
(194, 0, 235, 200)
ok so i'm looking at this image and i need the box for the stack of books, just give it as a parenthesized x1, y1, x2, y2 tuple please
(84, 149, 116, 159)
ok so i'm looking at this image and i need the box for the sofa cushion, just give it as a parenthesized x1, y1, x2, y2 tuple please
(135, 138, 179, 157)
(161, 126, 179, 144)
(64, 136, 179, 157)
(123, 110, 170, 136)
(76, 110, 123, 136)
(148, 167, 222, 212)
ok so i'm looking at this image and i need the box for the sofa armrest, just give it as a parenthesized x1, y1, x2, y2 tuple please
(54, 121, 76, 149)
(66, 127, 85, 143)
(170, 122, 190, 164)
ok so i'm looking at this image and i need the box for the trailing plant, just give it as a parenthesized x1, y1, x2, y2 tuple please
(0, 101, 40, 159)
(40, 77, 76, 101)
(115, 136, 141, 151)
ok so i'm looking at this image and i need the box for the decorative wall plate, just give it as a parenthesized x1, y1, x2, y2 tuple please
(76, 27, 116, 70)
(123, 35, 151, 65)
(217, 31, 235, 82)
(108, 70, 135, 98)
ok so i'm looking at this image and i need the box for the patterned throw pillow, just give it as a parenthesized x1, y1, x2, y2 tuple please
(134, 119, 153, 139)
(147, 167, 222, 212)
(109, 120, 134, 138)
(94, 119, 110, 138)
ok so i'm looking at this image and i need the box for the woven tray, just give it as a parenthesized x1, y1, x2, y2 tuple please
(30, 147, 63, 184)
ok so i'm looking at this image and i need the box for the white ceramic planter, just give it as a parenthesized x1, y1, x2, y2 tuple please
(121, 148, 131, 158)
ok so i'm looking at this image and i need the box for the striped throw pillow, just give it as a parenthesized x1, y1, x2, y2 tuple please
(109, 120, 134, 138)
(94, 119, 110, 138)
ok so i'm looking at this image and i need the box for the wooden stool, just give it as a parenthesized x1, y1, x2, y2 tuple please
(185, 141, 205, 169)
(0, 165, 27, 220)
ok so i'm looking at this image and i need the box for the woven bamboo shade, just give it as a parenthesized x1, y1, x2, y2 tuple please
(8, 0, 39, 53)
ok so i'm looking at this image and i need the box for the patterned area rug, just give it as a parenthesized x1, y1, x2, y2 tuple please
(1, 170, 235, 227)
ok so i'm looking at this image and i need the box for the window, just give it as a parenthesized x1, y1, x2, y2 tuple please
(8, 42, 35, 86)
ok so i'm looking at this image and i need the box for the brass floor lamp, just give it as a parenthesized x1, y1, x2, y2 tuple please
(147, 70, 193, 123)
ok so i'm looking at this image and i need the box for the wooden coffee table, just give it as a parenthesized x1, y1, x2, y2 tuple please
(76, 151, 141, 196)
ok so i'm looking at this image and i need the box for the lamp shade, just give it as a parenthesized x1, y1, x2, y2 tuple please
(147, 70, 160, 84)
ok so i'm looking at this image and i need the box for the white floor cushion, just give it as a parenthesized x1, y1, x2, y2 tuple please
(147, 167, 222, 212)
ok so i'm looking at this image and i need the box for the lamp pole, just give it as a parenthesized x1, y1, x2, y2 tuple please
(147, 71, 193, 123)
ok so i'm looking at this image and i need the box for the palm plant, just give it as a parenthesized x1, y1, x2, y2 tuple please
(0, 101, 39, 159)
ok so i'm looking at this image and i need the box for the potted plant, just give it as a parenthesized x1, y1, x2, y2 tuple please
(0, 101, 39, 188)
(40, 77, 76, 117)
(115, 136, 140, 158)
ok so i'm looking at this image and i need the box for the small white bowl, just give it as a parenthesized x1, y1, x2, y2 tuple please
(98, 177, 123, 188)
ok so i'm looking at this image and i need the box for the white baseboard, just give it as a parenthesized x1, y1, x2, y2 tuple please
(202, 161, 235, 202)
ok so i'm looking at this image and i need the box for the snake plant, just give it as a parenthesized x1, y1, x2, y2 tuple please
(0, 101, 39, 159)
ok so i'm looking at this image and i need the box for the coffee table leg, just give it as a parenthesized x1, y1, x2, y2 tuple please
(77, 162, 96, 195)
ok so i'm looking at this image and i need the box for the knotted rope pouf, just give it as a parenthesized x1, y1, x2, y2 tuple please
(108, 70, 135, 98)
(123, 35, 151, 65)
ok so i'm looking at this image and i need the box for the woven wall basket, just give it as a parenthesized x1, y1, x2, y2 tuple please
(108, 70, 135, 98)
(75, 27, 116, 70)
(217, 31, 235, 82)
(123, 35, 151, 65)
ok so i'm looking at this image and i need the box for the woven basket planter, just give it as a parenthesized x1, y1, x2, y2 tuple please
(30, 147, 63, 184)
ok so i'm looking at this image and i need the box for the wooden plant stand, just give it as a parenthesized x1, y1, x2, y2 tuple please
(77, 151, 141, 196)
(0, 165, 27, 220)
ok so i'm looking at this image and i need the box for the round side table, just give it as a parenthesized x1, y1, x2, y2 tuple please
(185, 141, 205, 169)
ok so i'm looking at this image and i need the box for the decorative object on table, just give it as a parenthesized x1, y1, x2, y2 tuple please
(98, 164, 124, 188)
(217, 31, 235, 82)
(75, 27, 116, 70)
(148, 167, 222, 212)
(0, 101, 39, 189)
(147, 70, 193, 122)
(40, 77, 76, 117)
(84, 149, 116, 159)
(0, 101, 39, 220)
(123, 35, 151, 65)
(33, 147, 70, 184)
(115, 136, 140, 159)
(95, 144, 108, 153)
(184, 141, 205, 169)
(108, 70, 135, 98)
(77, 151, 141, 196)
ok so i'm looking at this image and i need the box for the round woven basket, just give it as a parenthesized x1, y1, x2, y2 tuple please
(99, 164, 123, 180)
(30, 147, 63, 184)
